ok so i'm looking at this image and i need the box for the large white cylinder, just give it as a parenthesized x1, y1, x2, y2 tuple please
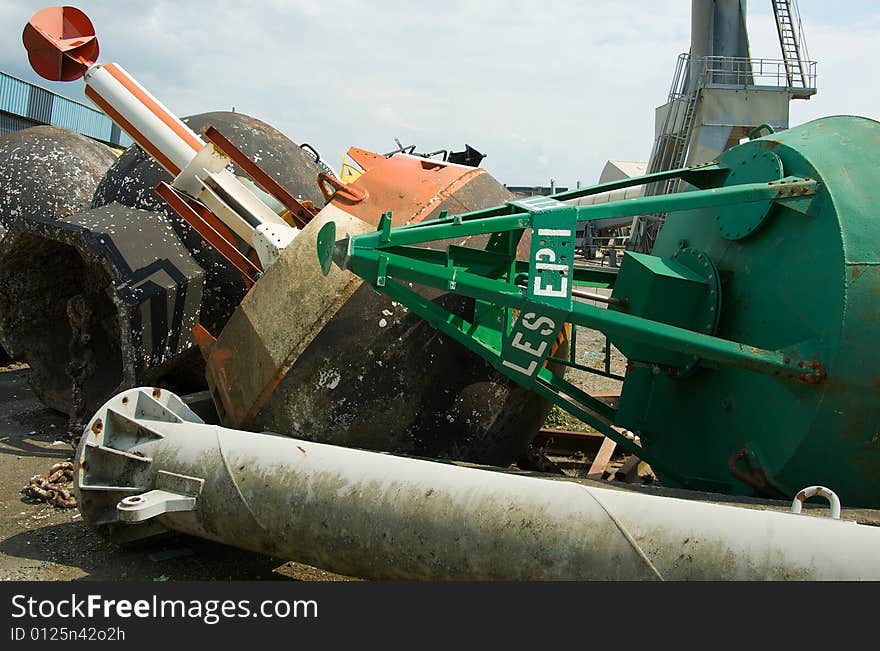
(75, 388, 880, 580)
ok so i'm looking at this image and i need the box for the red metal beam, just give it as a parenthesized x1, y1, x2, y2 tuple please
(154, 182, 260, 288)
(202, 125, 316, 229)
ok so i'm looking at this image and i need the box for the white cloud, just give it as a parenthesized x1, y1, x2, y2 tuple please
(1, 0, 878, 189)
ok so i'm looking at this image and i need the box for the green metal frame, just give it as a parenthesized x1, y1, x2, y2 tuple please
(318, 161, 822, 484)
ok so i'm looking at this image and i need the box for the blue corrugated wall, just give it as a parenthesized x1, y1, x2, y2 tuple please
(0, 70, 133, 148)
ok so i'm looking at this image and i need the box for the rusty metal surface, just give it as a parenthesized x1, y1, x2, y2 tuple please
(154, 181, 260, 287)
(197, 204, 374, 427)
(0, 205, 204, 423)
(206, 153, 554, 465)
(254, 284, 552, 464)
(0, 125, 117, 361)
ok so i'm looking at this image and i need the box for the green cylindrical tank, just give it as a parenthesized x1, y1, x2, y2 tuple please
(616, 116, 880, 507)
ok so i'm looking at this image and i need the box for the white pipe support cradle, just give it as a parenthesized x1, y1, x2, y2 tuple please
(252, 222, 299, 268)
(74, 388, 880, 581)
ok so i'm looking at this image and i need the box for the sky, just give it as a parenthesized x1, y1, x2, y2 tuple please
(1, 0, 878, 188)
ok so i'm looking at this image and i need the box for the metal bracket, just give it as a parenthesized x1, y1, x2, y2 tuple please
(791, 485, 842, 520)
(116, 471, 203, 523)
(253, 222, 298, 269)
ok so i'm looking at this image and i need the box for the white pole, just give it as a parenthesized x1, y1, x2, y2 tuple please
(76, 388, 880, 581)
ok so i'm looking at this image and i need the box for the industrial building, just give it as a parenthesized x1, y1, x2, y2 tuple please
(0, 69, 131, 147)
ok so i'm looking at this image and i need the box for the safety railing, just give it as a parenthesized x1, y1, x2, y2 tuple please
(696, 55, 817, 92)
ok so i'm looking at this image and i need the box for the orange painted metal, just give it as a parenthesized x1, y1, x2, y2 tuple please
(192, 323, 240, 424)
(22, 6, 98, 81)
(328, 152, 482, 227)
(318, 172, 368, 205)
(154, 182, 260, 287)
(346, 147, 386, 172)
(103, 63, 204, 154)
(192, 323, 217, 352)
(327, 150, 532, 262)
(202, 124, 317, 229)
(86, 86, 181, 174)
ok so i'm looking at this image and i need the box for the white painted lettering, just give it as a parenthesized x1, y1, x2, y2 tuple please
(501, 358, 538, 376)
(535, 248, 556, 263)
(533, 276, 569, 298)
(511, 332, 547, 357)
(537, 229, 571, 237)
(521, 313, 556, 336)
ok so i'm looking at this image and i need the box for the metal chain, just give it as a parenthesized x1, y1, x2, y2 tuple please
(21, 461, 76, 508)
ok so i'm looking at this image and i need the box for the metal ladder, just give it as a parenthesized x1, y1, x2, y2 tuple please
(647, 86, 700, 195)
(628, 54, 702, 253)
(772, 0, 807, 90)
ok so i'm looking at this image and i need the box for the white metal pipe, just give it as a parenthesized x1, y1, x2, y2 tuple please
(75, 388, 880, 581)
(83, 61, 295, 260)
(84, 63, 202, 175)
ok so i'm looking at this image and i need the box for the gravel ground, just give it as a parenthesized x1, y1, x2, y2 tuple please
(0, 364, 353, 581)
(546, 287, 627, 432)
(0, 289, 626, 582)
